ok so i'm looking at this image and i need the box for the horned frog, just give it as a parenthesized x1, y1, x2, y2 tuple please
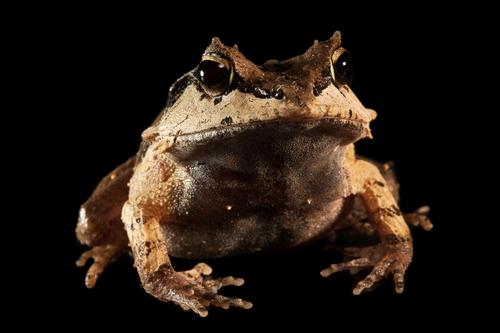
(76, 32, 432, 317)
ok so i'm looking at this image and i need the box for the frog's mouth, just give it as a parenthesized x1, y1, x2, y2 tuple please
(173, 117, 369, 146)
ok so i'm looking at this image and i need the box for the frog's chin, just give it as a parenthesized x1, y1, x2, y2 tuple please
(173, 117, 370, 145)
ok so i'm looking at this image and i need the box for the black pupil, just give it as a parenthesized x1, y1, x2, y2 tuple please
(334, 51, 354, 84)
(198, 60, 230, 87)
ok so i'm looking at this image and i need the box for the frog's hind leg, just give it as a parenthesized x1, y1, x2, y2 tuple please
(76, 157, 135, 288)
(379, 161, 433, 231)
(322, 154, 432, 295)
(330, 160, 432, 240)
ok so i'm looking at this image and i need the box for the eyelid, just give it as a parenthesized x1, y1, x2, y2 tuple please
(201, 53, 232, 75)
(330, 47, 347, 64)
(330, 47, 347, 84)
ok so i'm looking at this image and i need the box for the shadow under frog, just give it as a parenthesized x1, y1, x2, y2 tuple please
(76, 31, 432, 317)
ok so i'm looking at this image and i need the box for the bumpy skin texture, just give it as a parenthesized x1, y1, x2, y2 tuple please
(76, 32, 432, 316)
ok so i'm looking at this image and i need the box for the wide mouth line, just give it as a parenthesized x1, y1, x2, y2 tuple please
(171, 116, 366, 140)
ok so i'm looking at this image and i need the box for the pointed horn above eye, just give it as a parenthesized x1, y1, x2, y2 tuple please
(327, 31, 342, 51)
(203, 35, 264, 80)
(210, 36, 224, 47)
(332, 31, 342, 43)
(303, 31, 343, 59)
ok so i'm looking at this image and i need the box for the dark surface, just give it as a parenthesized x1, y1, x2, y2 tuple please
(23, 3, 477, 330)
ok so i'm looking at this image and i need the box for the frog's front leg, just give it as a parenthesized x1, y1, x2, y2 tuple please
(321, 155, 415, 294)
(122, 147, 252, 317)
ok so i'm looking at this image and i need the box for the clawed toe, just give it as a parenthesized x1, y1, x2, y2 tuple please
(167, 263, 252, 317)
(352, 256, 394, 295)
(205, 294, 253, 310)
(76, 245, 122, 288)
(320, 257, 371, 277)
(322, 242, 412, 295)
(405, 206, 433, 231)
(201, 276, 245, 292)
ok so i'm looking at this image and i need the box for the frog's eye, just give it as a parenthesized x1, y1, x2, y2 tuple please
(196, 54, 233, 96)
(330, 48, 355, 86)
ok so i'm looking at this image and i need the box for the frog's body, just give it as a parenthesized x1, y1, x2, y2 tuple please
(76, 32, 432, 317)
(162, 119, 355, 258)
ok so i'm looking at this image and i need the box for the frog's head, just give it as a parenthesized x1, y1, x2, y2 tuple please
(147, 32, 377, 144)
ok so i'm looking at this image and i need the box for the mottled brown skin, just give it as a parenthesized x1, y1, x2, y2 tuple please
(76, 32, 432, 316)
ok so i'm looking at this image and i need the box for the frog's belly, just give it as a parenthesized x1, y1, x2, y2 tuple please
(164, 120, 356, 259)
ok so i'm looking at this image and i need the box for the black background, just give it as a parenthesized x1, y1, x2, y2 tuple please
(21, 2, 481, 330)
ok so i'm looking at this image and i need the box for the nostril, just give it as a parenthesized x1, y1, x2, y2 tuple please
(220, 117, 233, 126)
(253, 87, 270, 98)
(272, 87, 284, 99)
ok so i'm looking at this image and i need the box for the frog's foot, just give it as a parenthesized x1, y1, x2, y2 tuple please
(76, 245, 123, 288)
(320, 241, 413, 295)
(148, 263, 252, 317)
(404, 206, 433, 231)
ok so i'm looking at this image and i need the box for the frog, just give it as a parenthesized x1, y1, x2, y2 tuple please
(76, 31, 432, 317)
